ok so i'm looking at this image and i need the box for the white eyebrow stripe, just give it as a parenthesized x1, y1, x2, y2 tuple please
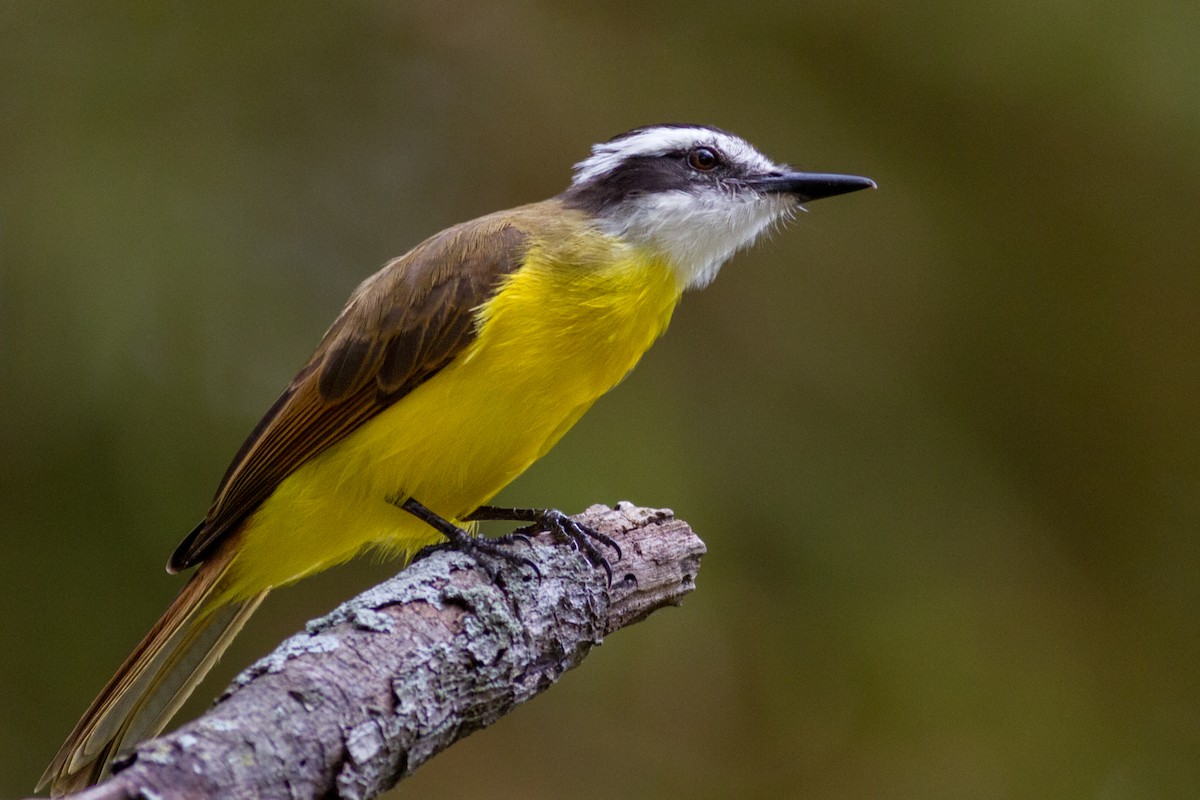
(571, 127, 777, 186)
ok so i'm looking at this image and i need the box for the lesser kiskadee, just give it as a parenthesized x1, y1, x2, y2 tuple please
(40, 124, 874, 793)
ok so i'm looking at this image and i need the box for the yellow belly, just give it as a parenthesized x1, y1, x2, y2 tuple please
(222, 248, 682, 598)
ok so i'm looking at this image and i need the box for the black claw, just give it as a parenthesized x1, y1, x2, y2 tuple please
(493, 531, 535, 548)
(412, 535, 541, 580)
(463, 536, 541, 580)
(396, 496, 540, 581)
(464, 505, 622, 585)
(539, 512, 618, 585)
(468, 542, 541, 581)
(555, 515, 621, 562)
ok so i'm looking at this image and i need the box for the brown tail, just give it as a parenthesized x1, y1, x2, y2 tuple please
(38, 548, 268, 795)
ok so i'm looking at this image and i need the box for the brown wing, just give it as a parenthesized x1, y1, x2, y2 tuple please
(168, 217, 529, 572)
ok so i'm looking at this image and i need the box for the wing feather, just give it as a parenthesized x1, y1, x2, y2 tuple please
(168, 219, 528, 572)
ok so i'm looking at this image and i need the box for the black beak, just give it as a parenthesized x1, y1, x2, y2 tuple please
(747, 171, 876, 202)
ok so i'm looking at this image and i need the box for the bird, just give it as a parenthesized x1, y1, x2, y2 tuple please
(39, 123, 874, 793)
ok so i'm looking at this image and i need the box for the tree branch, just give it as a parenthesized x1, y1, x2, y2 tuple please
(49, 503, 705, 800)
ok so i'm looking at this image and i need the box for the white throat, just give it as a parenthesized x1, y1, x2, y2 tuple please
(595, 190, 794, 289)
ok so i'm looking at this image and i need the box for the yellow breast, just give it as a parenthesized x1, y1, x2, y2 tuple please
(225, 231, 683, 597)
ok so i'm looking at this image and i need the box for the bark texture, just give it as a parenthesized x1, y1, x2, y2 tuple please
(50, 503, 704, 800)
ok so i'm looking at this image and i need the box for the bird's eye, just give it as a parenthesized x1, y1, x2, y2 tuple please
(687, 147, 720, 171)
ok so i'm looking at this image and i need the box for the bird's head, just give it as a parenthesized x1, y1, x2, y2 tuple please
(561, 124, 874, 289)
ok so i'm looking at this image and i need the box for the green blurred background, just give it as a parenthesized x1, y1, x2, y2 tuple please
(2, 2, 1197, 798)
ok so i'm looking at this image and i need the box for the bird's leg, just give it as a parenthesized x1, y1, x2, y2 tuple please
(465, 505, 621, 584)
(392, 496, 540, 579)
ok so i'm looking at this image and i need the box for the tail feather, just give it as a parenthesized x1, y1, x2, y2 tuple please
(39, 550, 267, 795)
(105, 591, 266, 764)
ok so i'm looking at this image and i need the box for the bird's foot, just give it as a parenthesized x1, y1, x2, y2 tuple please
(398, 496, 540, 581)
(466, 506, 621, 585)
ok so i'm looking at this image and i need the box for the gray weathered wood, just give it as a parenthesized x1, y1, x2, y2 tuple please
(50, 503, 704, 800)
